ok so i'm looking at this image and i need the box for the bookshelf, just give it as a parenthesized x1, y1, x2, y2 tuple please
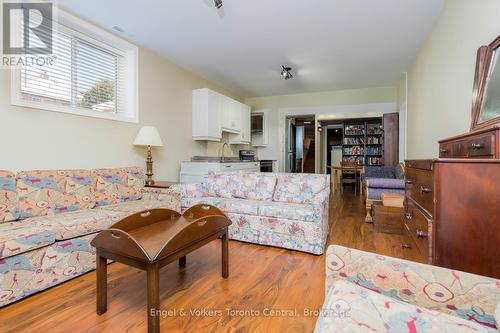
(342, 119, 384, 166)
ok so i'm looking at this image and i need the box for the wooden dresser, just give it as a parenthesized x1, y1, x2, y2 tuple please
(438, 125, 499, 158)
(404, 159, 500, 278)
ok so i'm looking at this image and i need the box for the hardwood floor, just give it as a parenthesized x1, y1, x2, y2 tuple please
(0, 189, 403, 333)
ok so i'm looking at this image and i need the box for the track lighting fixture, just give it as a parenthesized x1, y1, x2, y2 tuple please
(281, 66, 293, 80)
(214, 0, 223, 9)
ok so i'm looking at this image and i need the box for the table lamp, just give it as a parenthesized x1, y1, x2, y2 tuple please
(133, 126, 163, 186)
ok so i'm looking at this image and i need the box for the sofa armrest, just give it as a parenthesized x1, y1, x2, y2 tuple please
(141, 187, 181, 212)
(326, 245, 500, 328)
(311, 186, 330, 205)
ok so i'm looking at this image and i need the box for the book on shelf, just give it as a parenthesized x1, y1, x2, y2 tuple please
(344, 124, 365, 136)
(366, 146, 382, 155)
(366, 157, 383, 165)
(366, 136, 381, 144)
(366, 123, 383, 135)
(343, 146, 364, 155)
(343, 156, 365, 165)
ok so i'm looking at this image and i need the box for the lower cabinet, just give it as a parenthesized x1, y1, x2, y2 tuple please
(180, 161, 260, 184)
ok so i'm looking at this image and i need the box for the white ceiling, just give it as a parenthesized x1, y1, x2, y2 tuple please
(58, 0, 444, 98)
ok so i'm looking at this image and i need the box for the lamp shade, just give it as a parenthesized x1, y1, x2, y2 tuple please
(133, 126, 164, 147)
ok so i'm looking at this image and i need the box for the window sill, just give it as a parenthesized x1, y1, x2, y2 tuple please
(11, 98, 139, 123)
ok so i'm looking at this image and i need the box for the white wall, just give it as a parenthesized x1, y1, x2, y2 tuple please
(0, 46, 242, 181)
(406, 0, 500, 158)
(397, 72, 408, 162)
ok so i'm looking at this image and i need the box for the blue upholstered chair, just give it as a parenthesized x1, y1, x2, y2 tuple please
(364, 164, 405, 222)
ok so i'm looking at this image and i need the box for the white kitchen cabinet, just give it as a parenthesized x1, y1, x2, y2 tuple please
(229, 103, 251, 144)
(251, 109, 269, 146)
(192, 88, 221, 141)
(221, 96, 240, 133)
(180, 161, 260, 183)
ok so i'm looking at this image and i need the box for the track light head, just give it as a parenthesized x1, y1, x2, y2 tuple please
(214, 0, 223, 9)
(281, 66, 293, 80)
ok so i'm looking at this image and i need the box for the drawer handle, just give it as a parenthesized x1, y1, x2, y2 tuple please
(111, 231, 121, 239)
(405, 212, 413, 220)
(197, 219, 207, 227)
(471, 143, 483, 150)
(405, 179, 413, 185)
(401, 243, 411, 249)
(140, 211, 151, 218)
(416, 229, 428, 239)
(439, 148, 448, 153)
(420, 186, 432, 194)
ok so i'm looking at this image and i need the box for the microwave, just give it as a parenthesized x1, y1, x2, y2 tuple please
(251, 113, 264, 133)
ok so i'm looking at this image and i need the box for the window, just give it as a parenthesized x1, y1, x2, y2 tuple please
(11, 9, 138, 123)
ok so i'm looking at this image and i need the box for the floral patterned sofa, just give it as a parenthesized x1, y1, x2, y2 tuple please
(171, 172, 330, 255)
(314, 245, 500, 332)
(0, 167, 180, 307)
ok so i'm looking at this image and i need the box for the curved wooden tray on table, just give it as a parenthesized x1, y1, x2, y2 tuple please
(91, 204, 232, 333)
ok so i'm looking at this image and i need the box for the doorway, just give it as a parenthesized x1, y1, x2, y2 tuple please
(325, 125, 344, 174)
(285, 116, 316, 173)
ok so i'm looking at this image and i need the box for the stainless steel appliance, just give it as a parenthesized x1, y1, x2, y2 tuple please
(239, 150, 256, 161)
(259, 160, 274, 172)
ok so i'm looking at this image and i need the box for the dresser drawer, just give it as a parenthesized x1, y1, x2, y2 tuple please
(438, 142, 452, 158)
(405, 168, 434, 216)
(452, 141, 468, 158)
(467, 133, 495, 157)
(405, 200, 431, 258)
(402, 223, 427, 264)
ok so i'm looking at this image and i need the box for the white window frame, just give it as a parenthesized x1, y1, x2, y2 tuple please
(10, 8, 139, 123)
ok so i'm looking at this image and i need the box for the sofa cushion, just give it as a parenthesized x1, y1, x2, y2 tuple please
(273, 173, 328, 204)
(230, 173, 277, 201)
(0, 170, 19, 222)
(26, 209, 124, 240)
(258, 201, 319, 222)
(181, 197, 259, 215)
(366, 178, 405, 189)
(0, 222, 56, 259)
(314, 280, 497, 333)
(91, 167, 143, 207)
(17, 170, 95, 219)
(123, 167, 145, 200)
(97, 199, 179, 215)
(202, 173, 233, 198)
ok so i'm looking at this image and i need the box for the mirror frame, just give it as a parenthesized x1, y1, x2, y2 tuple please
(471, 34, 500, 131)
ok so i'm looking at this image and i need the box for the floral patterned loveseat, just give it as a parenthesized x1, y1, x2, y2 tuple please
(314, 245, 500, 332)
(171, 172, 330, 255)
(0, 167, 180, 307)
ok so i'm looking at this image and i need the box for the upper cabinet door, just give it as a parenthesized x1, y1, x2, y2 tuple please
(229, 103, 251, 144)
(251, 110, 269, 146)
(221, 96, 240, 133)
(192, 88, 251, 142)
(192, 88, 221, 141)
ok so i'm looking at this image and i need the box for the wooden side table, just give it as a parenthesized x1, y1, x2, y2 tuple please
(144, 181, 179, 189)
(91, 205, 231, 333)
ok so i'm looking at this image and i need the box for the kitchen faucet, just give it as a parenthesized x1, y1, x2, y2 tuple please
(220, 142, 230, 162)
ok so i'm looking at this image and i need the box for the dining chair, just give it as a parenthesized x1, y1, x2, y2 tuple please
(340, 160, 359, 195)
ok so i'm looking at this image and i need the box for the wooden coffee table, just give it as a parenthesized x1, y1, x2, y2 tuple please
(91, 205, 232, 333)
